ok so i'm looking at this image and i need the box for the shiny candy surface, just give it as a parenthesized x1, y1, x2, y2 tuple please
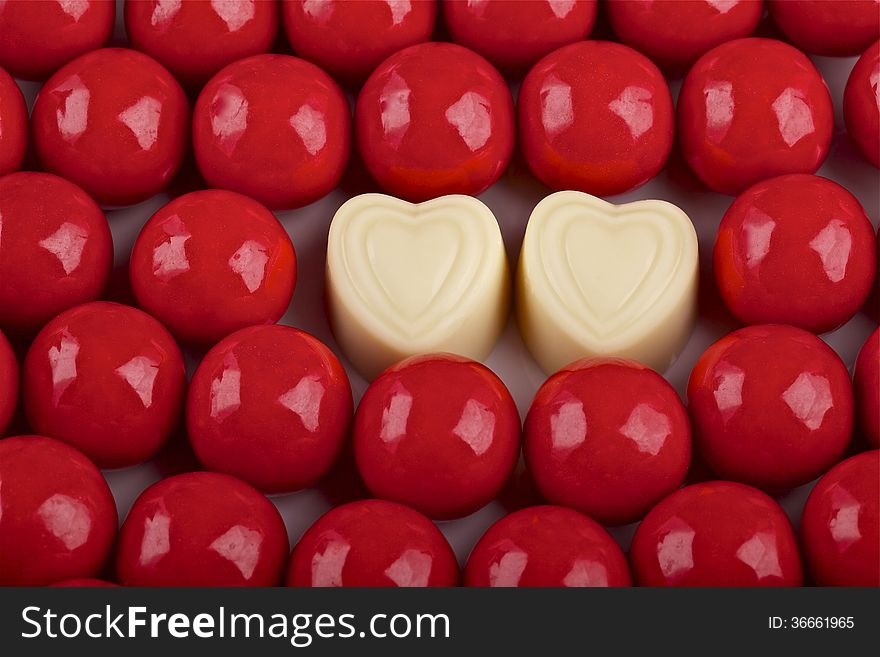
(524, 359, 691, 525)
(854, 329, 879, 448)
(518, 41, 674, 197)
(0, 172, 113, 336)
(23, 301, 186, 469)
(464, 506, 631, 587)
(50, 578, 119, 587)
(678, 38, 834, 195)
(355, 42, 515, 202)
(768, 0, 880, 57)
(116, 472, 289, 586)
(286, 499, 459, 587)
(187, 325, 353, 494)
(630, 481, 803, 586)
(0, 435, 117, 586)
(31, 48, 189, 207)
(714, 174, 877, 333)
(844, 41, 880, 168)
(353, 354, 521, 520)
(688, 324, 853, 491)
(0, 329, 18, 436)
(0, 65, 27, 176)
(130, 190, 296, 347)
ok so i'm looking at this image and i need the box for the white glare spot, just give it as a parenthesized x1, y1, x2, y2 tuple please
(55, 80, 90, 142)
(608, 86, 654, 140)
(311, 538, 350, 586)
(115, 356, 159, 408)
(706, 0, 738, 13)
(736, 532, 783, 579)
(151, 0, 182, 26)
(619, 404, 671, 456)
(540, 76, 574, 136)
(809, 219, 852, 283)
(548, 0, 576, 19)
(562, 560, 608, 587)
(829, 486, 862, 549)
(211, 84, 249, 154)
(550, 399, 587, 451)
(38, 494, 90, 551)
(39, 222, 88, 275)
(290, 104, 327, 156)
(782, 372, 833, 431)
(139, 511, 171, 566)
(380, 387, 412, 444)
(384, 549, 432, 587)
(49, 330, 80, 405)
(211, 0, 255, 32)
(445, 91, 491, 152)
(772, 87, 815, 147)
(713, 363, 745, 421)
(59, 0, 89, 21)
(452, 399, 495, 456)
(380, 71, 411, 147)
(210, 353, 242, 420)
(278, 376, 325, 432)
(657, 520, 695, 581)
(488, 549, 528, 587)
(118, 96, 162, 151)
(228, 240, 268, 293)
(385, 0, 411, 25)
(704, 81, 734, 144)
(209, 525, 262, 580)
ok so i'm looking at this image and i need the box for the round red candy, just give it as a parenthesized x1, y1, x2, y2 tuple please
(630, 481, 802, 586)
(286, 499, 458, 587)
(518, 41, 674, 197)
(353, 354, 520, 520)
(130, 190, 296, 347)
(854, 329, 879, 448)
(844, 40, 880, 168)
(801, 450, 879, 586)
(187, 325, 352, 494)
(464, 506, 631, 587)
(523, 358, 691, 526)
(688, 324, 853, 491)
(0, 0, 114, 80)
(443, 0, 597, 76)
(50, 578, 119, 587)
(0, 329, 18, 435)
(0, 65, 27, 176)
(769, 0, 880, 57)
(125, 0, 278, 87)
(606, 0, 763, 73)
(23, 301, 186, 469)
(0, 172, 113, 336)
(714, 174, 877, 333)
(0, 435, 117, 586)
(193, 54, 350, 210)
(678, 38, 833, 195)
(116, 472, 288, 587)
(355, 42, 514, 202)
(282, 0, 437, 84)
(31, 48, 189, 207)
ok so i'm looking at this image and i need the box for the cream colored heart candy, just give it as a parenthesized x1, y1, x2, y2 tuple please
(326, 193, 511, 380)
(516, 190, 698, 374)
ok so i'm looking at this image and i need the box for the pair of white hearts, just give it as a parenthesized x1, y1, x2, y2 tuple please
(326, 191, 698, 379)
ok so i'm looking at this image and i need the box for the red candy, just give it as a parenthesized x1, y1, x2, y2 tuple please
(844, 40, 880, 168)
(0, 435, 117, 586)
(50, 578, 119, 587)
(187, 325, 352, 494)
(769, 0, 880, 57)
(353, 354, 520, 520)
(854, 329, 879, 448)
(125, 0, 278, 87)
(282, 0, 437, 84)
(630, 481, 803, 586)
(518, 41, 674, 197)
(688, 324, 853, 491)
(286, 499, 459, 587)
(31, 48, 189, 207)
(714, 174, 877, 333)
(0, 0, 114, 80)
(23, 301, 186, 469)
(800, 451, 880, 586)
(0, 65, 27, 176)
(678, 38, 834, 195)
(523, 358, 691, 526)
(464, 506, 631, 587)
(443, 0, 597, 76)
(607, 0, 763, 74)
(0, 329, 18, 436)
(116, 472, 288, 587)
(355, 42, 514, 202)
(0, 172, 113, 336)
(130, 190, 296, 347)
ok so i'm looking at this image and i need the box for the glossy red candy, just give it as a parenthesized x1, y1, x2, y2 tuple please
(0, 435, 117, 586)
(518, 41, 674, 197)
(464, 506, 631, 587)
(844, 41, 880, 168)
(193, 54, 350, 210)
(187, 325, 352, 494)
(523, 358, 691, 526)
(125, 0, 278, 87)
(678, 38, 834, 195)
(768, 0, 880, 57)
(130, 190, 296, 347)
(116, 472, 289, 587)
(714, 174, 877, 333)
(31, 48, 189, 207)
(353, 354, 520, 520)
(688, 324, 853, 491)
(0, 172, 113, 336)
(355, 42, 514, 202)
(0, 329, 18, 436)
(286, 499, 459, 587)
(630, 481, 803, 586)
(0, 0, 114, 80)
(800, 450, 880, 586)
(443, 0, 597, 76)
(50, 578, 119, 587)
(606, 0, 763, 73)
(282, 0, 437, 84)
(23, 301, 186, 469)
(854, 329, 879, 448)
(0, 65, 27, 176)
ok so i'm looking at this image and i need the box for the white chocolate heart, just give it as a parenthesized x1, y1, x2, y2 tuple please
(516, 191, 698, 373)
(326, 193, 510, 380)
